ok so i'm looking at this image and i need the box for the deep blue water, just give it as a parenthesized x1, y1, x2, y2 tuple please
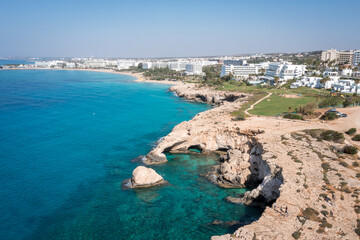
(0, 70, 262, 240)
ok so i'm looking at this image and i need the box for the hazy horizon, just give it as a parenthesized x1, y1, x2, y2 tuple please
(1, 0, 359, 58)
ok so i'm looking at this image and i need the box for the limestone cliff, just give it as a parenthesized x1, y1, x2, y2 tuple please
(169, 84, 247, 105)
(143, 83, 360, 239)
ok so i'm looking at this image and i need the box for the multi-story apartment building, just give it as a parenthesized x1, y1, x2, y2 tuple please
(185, 63, 203, 75)
(265, 62, 306, 81)
(321, 49, 354, 65)
(142, 62, 152, 69)
(321, 49, 339, 62)
(338, 50, 354, 65)
(353, 50, 360, 66)
(117, 60, 139, 70)
(220, 65, 258, 78)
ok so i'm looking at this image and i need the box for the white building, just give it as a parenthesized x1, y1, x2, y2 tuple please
(324, 76, 341, 89)
(142, 62, 152, 69)
(106, 60, 118, 67)
(117, 60, 139, 70)
(152, 62, 169, 69)
(323, 69, 338, 77)
(321, 49, 338, 62)
(200, 60, 218, 66)
(65, 62, 76, 68)
(35, 61, 51, 68)
(223, 60, 247, 66)
(332, 80, 359, 94)
(220, 65, 258, 78)
(290, 77, 323, 89)
(86, 61, 107, 68)
(341, 68, 353, 77)
(169, 61, 187, 71)
(255, 61, 270, 70)
(353, 50, 360, 66)
(321, 49, 354, 64)
(265, 62, 306, 81)
(185, 63, 203, 75)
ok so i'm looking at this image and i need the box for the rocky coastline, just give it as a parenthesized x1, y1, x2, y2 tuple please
(140, 82, 360, 239)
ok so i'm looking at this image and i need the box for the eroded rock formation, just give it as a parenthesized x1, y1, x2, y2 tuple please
(169, 84, 247, 105)
(140, 83, 360, 239)
(123, 166, 165, 189)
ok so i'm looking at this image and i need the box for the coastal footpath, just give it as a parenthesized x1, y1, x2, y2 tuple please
(144, 83, 360, 239)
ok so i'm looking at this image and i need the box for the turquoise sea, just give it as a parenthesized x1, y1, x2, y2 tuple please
(0, 70, 262, 240)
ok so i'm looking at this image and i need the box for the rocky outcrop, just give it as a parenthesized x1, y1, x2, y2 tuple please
(122, 166, 165, 188)
(169, 84, 247, 105)
(140, 82, 360, 239)
(207, 143, 271, 189)
(144, 83, 282, 207)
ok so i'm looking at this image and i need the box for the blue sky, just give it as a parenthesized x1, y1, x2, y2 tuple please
(1, 0, 359, 58)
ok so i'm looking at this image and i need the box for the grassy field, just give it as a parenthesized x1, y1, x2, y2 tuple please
(249, 94, 318, 116)
(219, 82, 331, 117)
(231, 91, 268, 117)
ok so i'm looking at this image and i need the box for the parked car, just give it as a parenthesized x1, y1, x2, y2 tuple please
(326, 108, 337, 113)
(336, 112, 347, 117)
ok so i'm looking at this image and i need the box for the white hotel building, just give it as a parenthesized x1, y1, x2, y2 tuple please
(265, 62, 306, 82)
(220, 65, 258, 78)
(117, 60, 139, 70)
(185, 63, 203, 75)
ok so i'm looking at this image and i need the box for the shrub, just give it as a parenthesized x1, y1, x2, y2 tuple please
(346, 128, 357, 136)
(320, 112, 338, 121)
(339, 161, 349, 167)
(321, 163, 331, 171)
(234, 113, 246, 121)
(318, 97, 343, 108)
(352, 134, 360, 141)
(292, 231, 301, 239)
(356, 219, 360, 236)
(297, 103, 317, 116)
(321, 210, 329, 216)
(343, 145, 359, 155)
(319, 193, 327, 199)
(284, 113, 304, 120)
(320, 130, 344, 143)
(304, 129, 344, 143)
(302, 207, 321, 222)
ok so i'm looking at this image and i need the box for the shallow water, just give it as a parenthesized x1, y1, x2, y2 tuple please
(0, 70, 262, 240)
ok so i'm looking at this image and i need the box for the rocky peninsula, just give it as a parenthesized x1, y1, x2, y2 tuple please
(142, 83, 360, 239)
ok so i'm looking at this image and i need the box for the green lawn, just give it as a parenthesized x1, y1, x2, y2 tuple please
(217, 82, 259, 93)
(231, 91, 268, 117)
(249, 94, 318, 116)
(218, 81, 331, 117)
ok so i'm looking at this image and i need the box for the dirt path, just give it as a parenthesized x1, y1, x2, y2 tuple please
(244, 92, 272, 116)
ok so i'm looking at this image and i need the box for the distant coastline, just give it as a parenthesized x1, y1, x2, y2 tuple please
(0, 68, 183, 86)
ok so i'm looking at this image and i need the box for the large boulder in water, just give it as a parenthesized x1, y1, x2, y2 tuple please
(122, 166, 165, 189)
